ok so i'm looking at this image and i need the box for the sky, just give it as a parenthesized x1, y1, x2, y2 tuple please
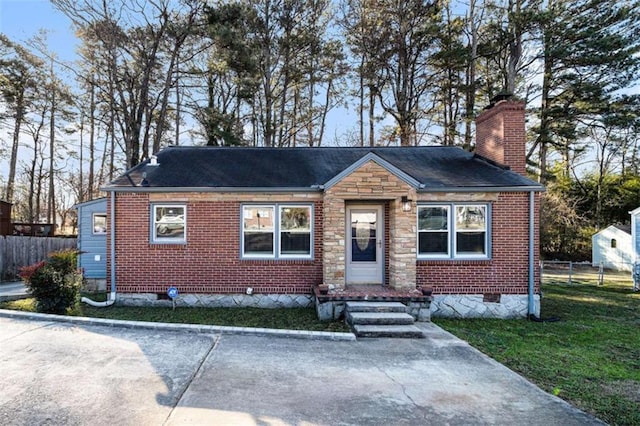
(0, 0, 78, 62)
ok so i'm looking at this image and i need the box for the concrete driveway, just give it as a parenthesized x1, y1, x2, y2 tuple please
(0, 314, 603, 426)
(0, 281, 29, 302)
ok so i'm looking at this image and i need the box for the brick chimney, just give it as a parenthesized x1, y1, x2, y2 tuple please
(475, 97, 526, 176)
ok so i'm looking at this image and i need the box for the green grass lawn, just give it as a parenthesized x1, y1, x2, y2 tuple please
(435, 279, 640, 426)
(0, 297, 350, 333)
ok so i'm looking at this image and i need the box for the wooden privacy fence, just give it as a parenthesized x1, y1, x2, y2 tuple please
(0, 236, 77, 280)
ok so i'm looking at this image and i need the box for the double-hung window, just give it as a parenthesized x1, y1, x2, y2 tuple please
(151, 204, 186, 243)
(417, 206, 450, 257)
(242, 206, 275, 256)
(418, 204, 489, 259)
(242, 204, 312, 259)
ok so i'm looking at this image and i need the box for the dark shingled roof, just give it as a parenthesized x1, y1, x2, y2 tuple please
(612, 224, 632, 235)
(105, 146, 543, 192)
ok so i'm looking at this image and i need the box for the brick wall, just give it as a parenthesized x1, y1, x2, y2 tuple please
(108, 184, 539, 297)
(416, 192, 540, 295)
(475, 100, 527, 176)
(108, 192, 323, 295)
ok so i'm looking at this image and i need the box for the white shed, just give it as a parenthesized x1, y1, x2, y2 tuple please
(592, 224, 633, 272)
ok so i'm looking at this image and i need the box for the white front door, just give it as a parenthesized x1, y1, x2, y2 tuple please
(346, 205, 384, 284)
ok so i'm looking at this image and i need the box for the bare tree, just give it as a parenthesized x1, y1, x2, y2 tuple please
(342, 0, 442, 146)
(0, 34, 43, 202)
(53, 0, 205, 168)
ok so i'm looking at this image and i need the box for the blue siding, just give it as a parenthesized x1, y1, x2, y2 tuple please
(76, 199, 107, 279)
(636, 218, 640, 256)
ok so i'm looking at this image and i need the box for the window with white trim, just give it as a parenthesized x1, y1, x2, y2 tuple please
(93, 213, 107, 235)
(418, 204, 489, 259)
(242, 204, 312, 258)
(151, 204, 186, 243)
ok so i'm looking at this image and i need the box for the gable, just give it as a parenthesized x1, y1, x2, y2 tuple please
(324, 153, 420, 191)
(593, 225, 631, 238)
(324, 159, 415, 198)
(593, 226, 632, 244)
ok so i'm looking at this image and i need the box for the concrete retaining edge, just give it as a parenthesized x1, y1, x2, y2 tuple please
(0, 309, 356, 341)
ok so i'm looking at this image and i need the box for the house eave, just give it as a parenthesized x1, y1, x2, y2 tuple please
(74, 197, 108, 209)
(102, 184, 544, 194)
(101, 186, 324, 194)
(417, 185, 545, 193)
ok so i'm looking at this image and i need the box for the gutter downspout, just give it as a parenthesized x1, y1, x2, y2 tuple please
(81, 191, 116, 307)
(528, 190, 536, 318)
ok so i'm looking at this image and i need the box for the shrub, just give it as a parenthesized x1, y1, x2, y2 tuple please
(19, 249, 83, 314)
(47, 249, 79, 276)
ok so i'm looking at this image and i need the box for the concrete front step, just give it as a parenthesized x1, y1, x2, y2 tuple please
(347, 312, 415, 326)
(352, 324, 425, 338)
(345, 301, 426, 338)
(345, 301, 407, 313)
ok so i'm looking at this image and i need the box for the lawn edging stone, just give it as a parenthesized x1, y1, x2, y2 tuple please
(0, 308, 356, 341)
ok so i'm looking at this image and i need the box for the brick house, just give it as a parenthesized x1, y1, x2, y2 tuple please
(102, 99, 544, 319)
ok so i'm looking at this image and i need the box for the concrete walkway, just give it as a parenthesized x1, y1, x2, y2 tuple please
(0, 312, 604, 426)
(0, 281, 28, 302)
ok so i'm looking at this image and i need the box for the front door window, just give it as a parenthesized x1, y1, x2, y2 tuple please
(351, 212, 377, 262)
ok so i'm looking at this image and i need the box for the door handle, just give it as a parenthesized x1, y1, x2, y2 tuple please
(377, 240, 382, 248)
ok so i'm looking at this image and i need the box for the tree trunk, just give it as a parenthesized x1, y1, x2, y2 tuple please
(88, 78, 96, 199)
(537, 16, 553, 184)
(359, 56, 365, 146)
(506, 0, 523, 95)
(5, 93, 24, 203)
(48, 59, 56, 229)
(368, 85, 375, 146)
(464, 0, 479, 151)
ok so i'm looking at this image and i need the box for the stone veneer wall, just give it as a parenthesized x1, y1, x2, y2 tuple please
(117, 293, 313, 309)
(322, 160, 416, 290)
(430, 294, 540, 319)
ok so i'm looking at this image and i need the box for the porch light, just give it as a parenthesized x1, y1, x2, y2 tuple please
(401, 196, 412, 212)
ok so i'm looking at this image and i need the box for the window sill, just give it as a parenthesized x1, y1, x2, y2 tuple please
(417, 258, 491, 265)
(241, 258, 315, 265)
(149, 242, 187, 248)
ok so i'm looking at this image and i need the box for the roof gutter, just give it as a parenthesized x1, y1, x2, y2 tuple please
(100, 185, 545, 194)
(417, 185, 545, 193)
(100, 186, 325, 193)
